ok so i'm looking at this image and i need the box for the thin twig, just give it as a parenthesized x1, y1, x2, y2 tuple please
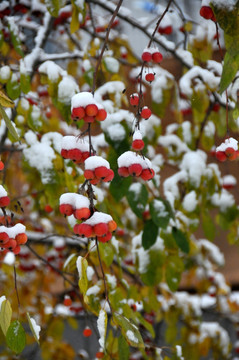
(14, 264, 21, 309)
(91, 0, 124, 94)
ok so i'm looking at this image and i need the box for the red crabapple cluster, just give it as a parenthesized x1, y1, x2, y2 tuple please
(200, 0, 216, 21)
(61, 136, 90, 163)
(71, 92, 107, 123)
(59, 193, 91, 220)
(117, 150, 155, 180)
(84, 156, 114, 185)
(215, 137, 239, 162)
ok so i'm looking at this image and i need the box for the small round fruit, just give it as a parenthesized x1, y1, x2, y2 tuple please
(102, 169, 114, 182)
(95, 166, 109, 179)
(84, 169, 95, 180)
(96, 352, 104, 359)
(200, 6, 215, 21)
(95, 109, 107, 121)
(71, 106, 85, 119)
(0, 196, 10, 208)
(15, 233, 28, 245)
(64, 296, 72, 307)
(141, 50, 152, 62)
(0, 232, 9, 244)
(83, 327, 92, 337)
(94, 223, 108, 237)
(5, 239, 17, 251)
(130, 94, 139, 106)
(108, 220, 117, 232)
(85, 104, 98, 116)
(97, 231, 112, 243)
(78, 223, 93, 237)
(141, 106, 152, 119)
(59, 203, 74, 216)
(45, 204, 53, 213)
(118, 167, 129, 177)
(128, 163, 143, 176)
(141, 168, 155, 180)
(215, 151, 227, 162)
(132, 139, 144, 151)
(83, 115, 95, 123)
(0, 161, 4, 171)
(152, 51, 163, 63)
(145, 73, 155, 83)
(74, 207, 91, 220)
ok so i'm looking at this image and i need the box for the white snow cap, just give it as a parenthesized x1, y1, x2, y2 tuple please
(61, 136, 89, 151)
(133, 130, 142, 141)
(83, 212, 112, 226)
(59, 193, 90, 208)
(71, 92, 98, 110)
(117, 151, 152, 169)
(216, 137, 238, 152)
(0, 185, 8, 198)
(84, 156, 110, 170)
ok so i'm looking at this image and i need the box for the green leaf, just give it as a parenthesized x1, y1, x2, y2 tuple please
(0, 300, 12, 336)
(118, 335, 130, 360)
(6, 77, 21, 100)
(141, 250, 164, 286)
(99, 242, 114, 267)
(172, 227, 189, 254)
(150, 197, 174, 228)
(46, 0, 67, 17)
(166, 256, 184, 292)
(219, 52, 239, 93)
(6, 320, 26, 354)
(70, 3, 79, 33)
(113, 313, 144, 348)
(0, 90, 14, 108)
(110, 171, 132, 201)
(8, 20, 24, 57)
(27, 313, 40, 344)
(0, 104, 20, 142)
(142, 220, 158, 250)
(20, 73, 31, 94)
(202, 210, 215, 241)
(77, 256, 88, 296)
(126, 183, 148, 218)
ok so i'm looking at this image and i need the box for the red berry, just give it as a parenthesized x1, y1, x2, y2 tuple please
(84, 169, 95, 180)
(15, 233, 28, 245)
(97, 231, 112, 243)
(200, 6, 215, 21)
(158, 25, 172, 35)
(83, 115, 95, 123)
(141, 106, 151, 119)
(0, 232, 9, 245)
(212, 103, 220, 112)
(0, 196, 10, 207)
(0, 161, 4, 171)
(96, 352, 104, 359)
(141, 50, 152, 62)
(118, 167, 129, 177)
(63, 296, 72, 307)
(72, 106, 85, 119)
(95, 166, 109, 179)
(130, 94, 139, 106)
(85, 104, 98, 116)
(45, 205, 53, 213)
(83, 327, 92, 337)
(108, 220, 117, 232)
(5, 239, 17, 251)
(81, 151, 90, 161)
(225, 147, 235, 156)
(13, 245, 21, 255)
(132, 139, 144, 151)
(61, 149, 68, 158)
(128, 163, 143, 176)
(59, 203, 74, 216)
(94, 223, 108, 237)
(152, 51, 163, 63)
(74, 207, 91, 220)
(215, 151, 227, 162)
(145, 73, 155, 83)
(141, 168, 155, 180)
(77, 223, 93, 237)
(68, 149, 82, 162)
(90, 178, 99, 185)
(95, 109, 107, 121)
(102, 169, 114, 182)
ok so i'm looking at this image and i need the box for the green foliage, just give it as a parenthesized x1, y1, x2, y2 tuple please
(126, 183, 148, 218)
(6, 320, 26, 354)
(142, 219, 158, 250)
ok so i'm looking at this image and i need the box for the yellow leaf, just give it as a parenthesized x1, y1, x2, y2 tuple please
(0, 300, 12, 336)
(0, 90, 14, 108)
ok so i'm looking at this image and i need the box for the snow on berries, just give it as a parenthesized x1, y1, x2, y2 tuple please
(130, 93, 139, 106)
(215, 137, 239, 162)
(59, 193, 91, 220)
(84, 156, 114, 184)
(73, 212, 117, 242)
(0, 185, 10, 208)
(141, 106, 152, 119)
(61, 136, 90, 163)
(71, 92, 107, 123)
(0, 223, 27, 255)
(117, 151, 155, 180)
(157, 14, 173, 35)
(132, 130, 144, 151)
(141, 47, 163, 64)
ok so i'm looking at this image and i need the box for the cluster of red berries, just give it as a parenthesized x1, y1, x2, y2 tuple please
(71, 92, 107, 123)
(73, 212, 117, 243)
(141, 47, 163, 63)
(61, 136, 90, 163)
(84, 156, 114, 185)
(117, 151, 155, 180)
(59, 193, 91, 220)
(200, 0, 216, 22)
(158, 25, 172, 35)
(0, 224, 28, 255)
(215, 137, 239, 162)
(129, 94, 152, 119)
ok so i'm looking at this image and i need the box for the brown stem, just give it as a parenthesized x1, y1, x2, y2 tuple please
(91, 0, 123, 94)
(14, 264, 21, 309)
